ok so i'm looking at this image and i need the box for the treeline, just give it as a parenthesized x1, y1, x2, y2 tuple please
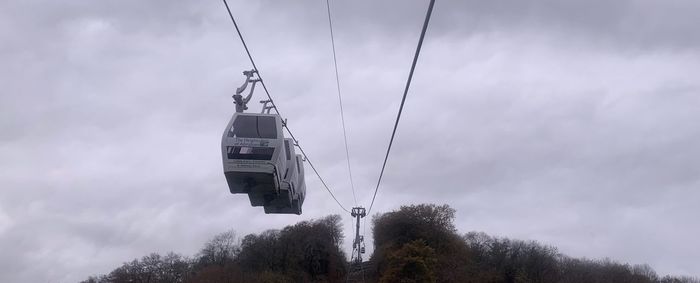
(370, 204, 698, 283)
(81, 215, 346, 283)
(82, 204, 698, 283)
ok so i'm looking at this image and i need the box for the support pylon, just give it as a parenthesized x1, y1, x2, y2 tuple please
(351, 207, 366, 265)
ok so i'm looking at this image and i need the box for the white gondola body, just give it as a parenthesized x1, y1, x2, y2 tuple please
(222, 112, 286, 206)
(263, 140, 306, 215)
(293, 154, 306, 213)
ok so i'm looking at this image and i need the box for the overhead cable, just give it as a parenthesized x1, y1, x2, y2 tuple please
(367, 0, 435, 214)
(325, 0, 359, 206)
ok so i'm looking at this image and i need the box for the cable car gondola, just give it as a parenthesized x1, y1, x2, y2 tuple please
(221, 70, 306, 214)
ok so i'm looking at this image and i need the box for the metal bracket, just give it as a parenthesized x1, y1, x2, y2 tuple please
(233, 69, 259, 113)
(260, 99, 275, 114)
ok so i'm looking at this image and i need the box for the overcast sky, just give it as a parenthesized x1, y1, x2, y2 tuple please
(1, 0, 699, 282)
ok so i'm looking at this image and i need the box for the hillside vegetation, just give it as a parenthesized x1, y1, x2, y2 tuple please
(82, 204, 698, 283)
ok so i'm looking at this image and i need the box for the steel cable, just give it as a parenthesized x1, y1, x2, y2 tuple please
(367, 0, 435, 214)
(325, 0, 359, 207)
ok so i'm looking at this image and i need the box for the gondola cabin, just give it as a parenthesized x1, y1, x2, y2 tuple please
(222, 112, 306, 214)
(222, 112, 285, 206)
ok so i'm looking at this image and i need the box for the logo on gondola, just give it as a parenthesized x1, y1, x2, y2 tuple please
(234, 138, 269, 147)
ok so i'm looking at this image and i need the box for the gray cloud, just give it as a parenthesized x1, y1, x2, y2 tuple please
(314, 0, 700, 50)
(1, 0, 699, 282)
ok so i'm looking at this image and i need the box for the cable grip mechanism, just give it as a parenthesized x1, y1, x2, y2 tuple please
(233, 69, 260, 113)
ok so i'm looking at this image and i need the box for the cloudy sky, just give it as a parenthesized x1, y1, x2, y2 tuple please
(2, 0, 699, 282)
